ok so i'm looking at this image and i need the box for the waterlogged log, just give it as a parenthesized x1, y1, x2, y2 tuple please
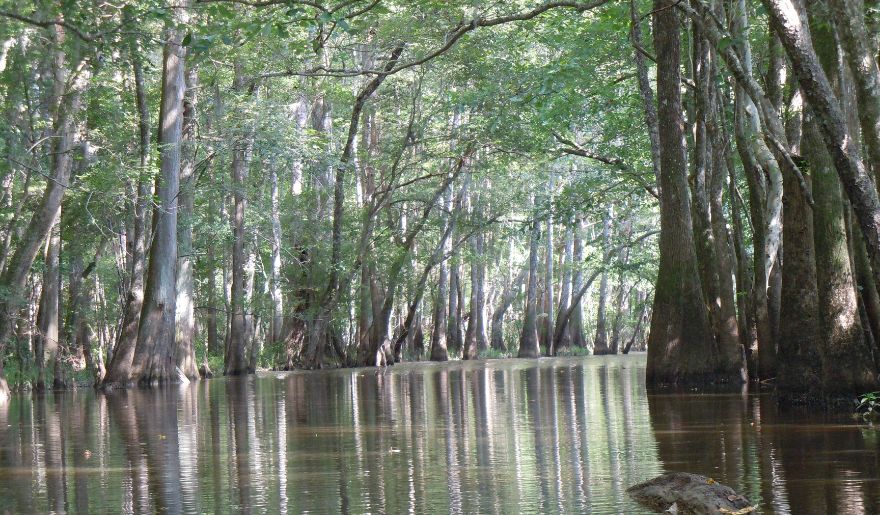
(627, 473, 755, 514)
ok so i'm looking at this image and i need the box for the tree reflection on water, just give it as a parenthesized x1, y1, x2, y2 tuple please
(0, 355, 876, 514)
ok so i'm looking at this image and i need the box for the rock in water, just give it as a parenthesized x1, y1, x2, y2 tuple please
(627, 472, 756, 514)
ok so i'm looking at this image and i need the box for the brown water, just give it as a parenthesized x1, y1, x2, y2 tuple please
(0, 355, 876, 514)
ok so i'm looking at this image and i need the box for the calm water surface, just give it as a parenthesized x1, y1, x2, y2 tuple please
(0, 355, 877, 513)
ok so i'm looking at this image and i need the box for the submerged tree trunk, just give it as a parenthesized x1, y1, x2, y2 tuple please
(554, 224, 574, 350)
(806, 6, 876, 393)
(129, 6, 188, 385)
(492, 265, 527, 351)
(594, 205, 613, 355)
(270, 166, 284, 355)
(103, 48, 151, 387)
(544, 175, 555, 356)
(34, 223, 61, 392)
(569, 218, 587, 348)
(226, 61, 255, 376)
(518, 199, 541, 359)
(777, 116, 822, 395)
(175, 65, 199, 381)
(646, 0, 725, 385)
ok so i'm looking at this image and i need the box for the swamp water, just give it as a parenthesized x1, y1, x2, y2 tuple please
(0, 354, 877, 513)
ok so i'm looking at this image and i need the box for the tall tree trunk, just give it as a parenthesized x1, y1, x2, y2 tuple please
(728, 123, 759, 378)
(554, 224, 574, 350)
(544, 174, 555, 356)
(806, 5, 876, 393)
(430, 187, 454, 361)
(691, 29, 723, 317)
(103, 48, 151, 387)
(518, 198, 541, 359)
(129, 4, 189, 385)
(777, 114, 823, 395)
(569, 218, 587, 348)
(270, 166, 284, 353)
(226, 61, 255, 376)
(727, 0, 777, 379)
(608, 221, 632, 355)
(708, 79, 746, 381)
(594, 204, 613, 355)
(175, 65, 199, 381)
(34, 222, 60, 392)
(646, 0, 725, 385)
(66, 253, 85, 372)
(205, 195, 220, 358)
(464, 227, 487, 359)
(448, 261, 463, 354)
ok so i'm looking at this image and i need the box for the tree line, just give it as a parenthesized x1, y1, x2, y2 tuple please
(1, 0, 878, 402)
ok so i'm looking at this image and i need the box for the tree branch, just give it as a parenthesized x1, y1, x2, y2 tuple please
(0, 10, 94, 42)
(254, 0, 610, 80)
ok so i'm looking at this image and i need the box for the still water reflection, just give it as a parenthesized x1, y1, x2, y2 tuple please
(0, 355, 877, 513)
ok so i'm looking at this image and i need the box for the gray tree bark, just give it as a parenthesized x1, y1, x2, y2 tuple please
(129, 5, 189, 385)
